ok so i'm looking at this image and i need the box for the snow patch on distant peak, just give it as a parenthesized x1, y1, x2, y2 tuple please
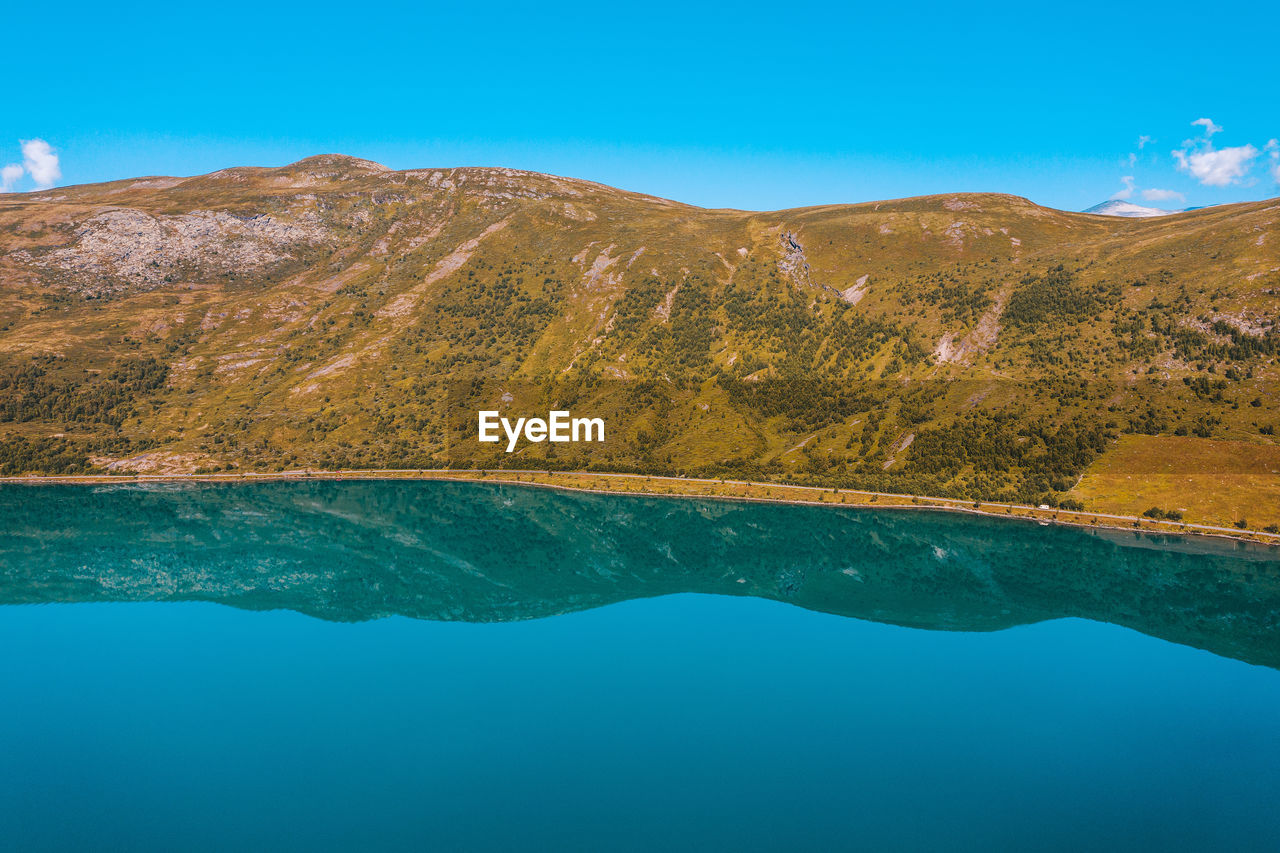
(1083, 200, 1178, 218)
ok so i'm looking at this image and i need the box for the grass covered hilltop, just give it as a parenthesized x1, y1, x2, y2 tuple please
(1, 155, 1278, 531)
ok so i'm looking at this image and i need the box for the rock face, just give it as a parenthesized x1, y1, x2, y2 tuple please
(0, 156, 628, 297)
(14, 207, 331, 294)
(840, 274, 869, 304)
(777, 231, 814, 288)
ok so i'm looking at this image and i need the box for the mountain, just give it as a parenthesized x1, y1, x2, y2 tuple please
(1, 155, 1278, 528)
(1083, 199, 1180, 218)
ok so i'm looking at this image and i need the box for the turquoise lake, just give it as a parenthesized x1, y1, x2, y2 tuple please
(1, 480, 1278, 851)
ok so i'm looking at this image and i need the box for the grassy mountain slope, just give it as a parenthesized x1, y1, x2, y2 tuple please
(1, 155, 1278, 526)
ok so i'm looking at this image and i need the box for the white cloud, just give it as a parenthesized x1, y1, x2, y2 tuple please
(1173, 119, 1262, 187)
(20, 139, 60, 189)
(1111, 175, 1136, 200)
(0, 163, 22, 192)
(1173, 142, 1260, 186)
(1192, 117, 1222, 137)
(1114, 119, 1275, 198)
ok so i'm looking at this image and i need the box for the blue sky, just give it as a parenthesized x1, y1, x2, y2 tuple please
(2, 0, 1277, 211)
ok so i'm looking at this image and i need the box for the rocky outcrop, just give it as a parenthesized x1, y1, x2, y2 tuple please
(13, 207, 331, 294)
(778, 230, 813, 288)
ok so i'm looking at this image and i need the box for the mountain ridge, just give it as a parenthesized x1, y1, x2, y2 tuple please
(1, 157, 1278, 527)
(10, 153, 1230, 219)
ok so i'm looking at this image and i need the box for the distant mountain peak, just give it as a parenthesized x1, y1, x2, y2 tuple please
(1083, 199, 1179, 218)
(283, 154, 390, 174)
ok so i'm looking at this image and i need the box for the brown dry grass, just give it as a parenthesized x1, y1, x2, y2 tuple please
(1072, 435, 1280, 529)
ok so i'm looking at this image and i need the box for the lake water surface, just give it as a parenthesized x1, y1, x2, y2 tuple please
(1, 481, 1278, 851)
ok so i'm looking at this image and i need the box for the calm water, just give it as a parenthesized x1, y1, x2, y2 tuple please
(1, 481, 1278, 851)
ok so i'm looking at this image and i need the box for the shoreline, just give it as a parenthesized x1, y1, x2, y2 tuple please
(3, 467, 1279, 547)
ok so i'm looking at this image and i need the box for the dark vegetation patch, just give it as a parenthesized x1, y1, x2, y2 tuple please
(1004, 266, 1121, 327)
(0, 356, 169, 428)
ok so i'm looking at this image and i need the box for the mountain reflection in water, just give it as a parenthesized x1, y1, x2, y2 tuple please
(1, 480, 1276, 669)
